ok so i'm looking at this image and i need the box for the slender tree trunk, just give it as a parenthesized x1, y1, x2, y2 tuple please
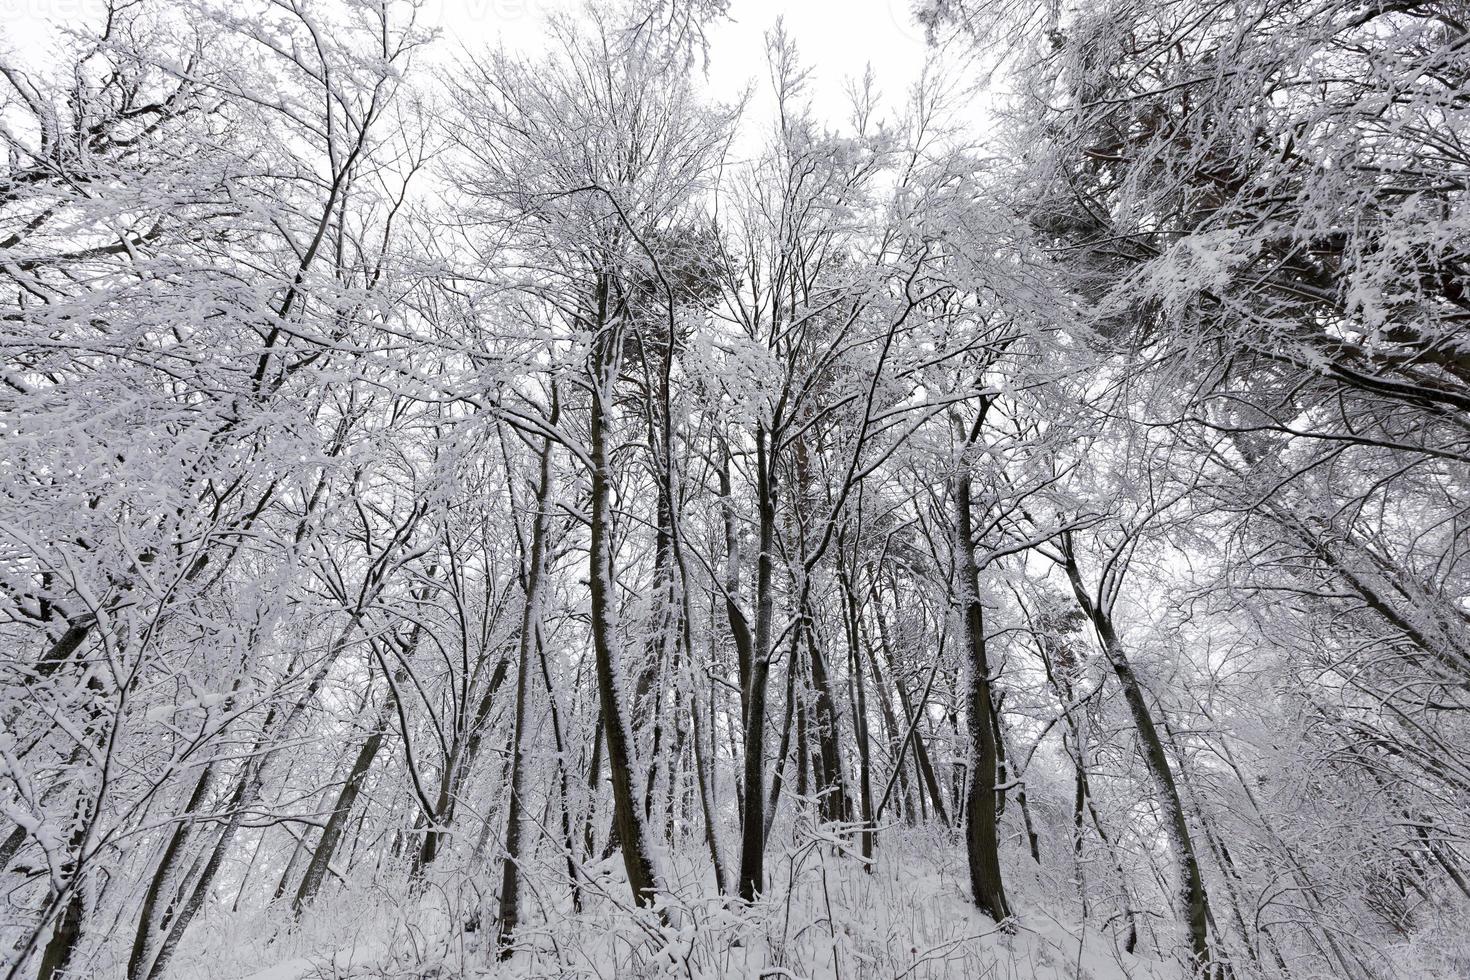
(35, 792, 93, 980)
(588, 313, 661, 910)
(953, 467, 1011, 923)
(497, 415, 556, 956)
(140, 621, 359, 980)
(292, 716, 383, 911)
(1040, 631, 1139, 953)
(126, 686, 247, 980)
(895, 670, 949, 828)
(859, 589, 915, 823)
(534, 625, 585, 911)
(1081, 766, 1140, 953)
(763, 627, 800, 840)
(804, 602, 850, 825)
(719, 449, 753, 720)
(294, 620, 426, 916)
(841, 564, 875, 866)
(293, 669, 401, 914)
(990, 700, 1040, 863)
(877, 574, 951, 828)
(583, 708, 604, 861)
(1061, 543, 1213, 974)
(413, 651, 511, 877)
(688, 669, 728, 893)
(737, 425, 777, 901)
(270, 830, 311, 906)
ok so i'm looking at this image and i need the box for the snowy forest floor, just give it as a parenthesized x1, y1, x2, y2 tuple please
(172, 827, 1185, 980)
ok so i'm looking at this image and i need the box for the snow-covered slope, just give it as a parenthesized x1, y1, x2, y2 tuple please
(215, 831, 1180, 980)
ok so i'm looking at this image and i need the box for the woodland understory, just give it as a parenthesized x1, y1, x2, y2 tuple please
(2, 0, 1468, 977)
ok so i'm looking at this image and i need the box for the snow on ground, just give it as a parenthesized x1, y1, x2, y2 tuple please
(203, 827, 1181, 980)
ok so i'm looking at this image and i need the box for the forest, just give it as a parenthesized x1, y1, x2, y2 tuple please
(1, 0, 1467, 977)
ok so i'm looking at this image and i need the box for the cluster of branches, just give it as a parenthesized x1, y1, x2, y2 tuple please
(1, 1, 1465, 978)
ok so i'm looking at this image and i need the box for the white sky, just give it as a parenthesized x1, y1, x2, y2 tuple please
(4, 0, 935, 130)
(417, 0, 932, 113)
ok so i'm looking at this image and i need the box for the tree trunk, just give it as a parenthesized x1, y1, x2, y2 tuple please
(842, 564, 875, 866)
(859, 587, 916, 823)
(1061, 543, 1213, 974)
(293, 677, 397, 914)
(139, 621, 358, 980)
(413, 650, 511, 877)
(953, 468, 1011, 923)
(805, 604, 850, 825)
(737, 425, 777, 901)
(588, 311, 661, 910)
(535, 624, 585, 911)
(497, 416, 556, 956)
(763, 627, 801, 840)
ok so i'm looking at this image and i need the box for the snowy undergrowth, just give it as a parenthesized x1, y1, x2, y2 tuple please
(175, 826, 1180, 980)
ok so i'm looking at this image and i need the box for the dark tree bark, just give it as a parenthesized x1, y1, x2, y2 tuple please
(805, 604, 850, 825)
(587, 303, 661, 910)
(858, 583, 916, 823)
(497, 410, 556, 955)
(295, 618, 426, 914)
(737, 424, 778, 901)
(1060, 537, 1214, 975)
(762, 628, 801, 841)
(953, 464, 1012, 924)
(841, 559, 875, 866)
(292, 711, 386, 915)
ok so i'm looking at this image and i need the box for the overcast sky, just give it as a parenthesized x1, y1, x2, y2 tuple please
(4, 0, 933, 109)
(434, 0, 932, 111)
